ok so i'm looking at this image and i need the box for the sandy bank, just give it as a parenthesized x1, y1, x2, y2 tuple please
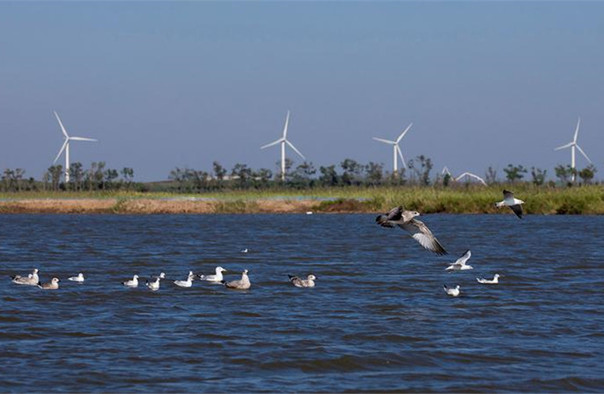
(0, 198, 330, 214)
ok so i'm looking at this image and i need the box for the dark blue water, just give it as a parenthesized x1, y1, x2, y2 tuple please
(1, 214, 604, 392)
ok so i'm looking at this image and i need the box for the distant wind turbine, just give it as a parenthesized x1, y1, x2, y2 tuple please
(554, 117, 592, 182)
(53, 111, 98, 182)
(455, 172, 487, 186)
(260, 111, 305, 181)
(373, 123, 412, 173)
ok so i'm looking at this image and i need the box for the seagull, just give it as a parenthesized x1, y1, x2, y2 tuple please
(38, 277, 60, 290)
(174, 271, 195, 288)
(446, 250, 473, 271)
(496, 190, 524, 219)
(68, 273, 85, 282)
(122, 275, 139, 288)
(477, 274, 500, 284)
(443, 284, 460, 297)
(241, 248, 249, 254)
(146, 276, 161, 291)
(376, 206, 448, 255)
(223, 269, 251, 290)
(199, 266, 227, 283)
(11, 268, 40, 286)
(288, 274, 317, 288)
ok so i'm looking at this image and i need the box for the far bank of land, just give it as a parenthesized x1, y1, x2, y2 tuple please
(0, 185, 603, 215)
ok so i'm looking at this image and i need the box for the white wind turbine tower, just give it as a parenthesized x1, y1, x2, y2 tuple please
(260, 111, 305, 181)
(554, 117, 592, 182)
(53, 111, 98, 182)
(373, 123, 413, 173)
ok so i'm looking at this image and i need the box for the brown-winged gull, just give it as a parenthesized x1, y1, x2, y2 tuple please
(223, 269, 251, 290)
(288, 274, 317, 288)
(376, 206, 448, 255)
(38, 277, 60, 290)
(495, 190, 524, 219)
(11, 268, 40, 286)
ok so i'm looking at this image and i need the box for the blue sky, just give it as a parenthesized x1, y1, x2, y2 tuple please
(1, 1, 603, 181)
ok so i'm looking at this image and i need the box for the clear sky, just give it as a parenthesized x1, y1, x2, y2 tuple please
(1, 1, 603, 182)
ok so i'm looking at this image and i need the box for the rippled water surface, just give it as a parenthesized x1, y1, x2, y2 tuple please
(1, 214, 604, 392)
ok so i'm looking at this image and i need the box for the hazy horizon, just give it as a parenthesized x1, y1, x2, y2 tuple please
(1, 2, 603, 182)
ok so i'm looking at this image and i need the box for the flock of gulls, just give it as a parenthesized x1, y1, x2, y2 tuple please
(10, 190, 522, 297)
(376, 189, 523, 297)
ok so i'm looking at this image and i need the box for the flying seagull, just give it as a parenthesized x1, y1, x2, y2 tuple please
(446, 250, 473, 271)
(495, 190, 524, 219)
(288, 274, 317, 288)
(376, 206, 448, 255)
(477, 274, 500, 284)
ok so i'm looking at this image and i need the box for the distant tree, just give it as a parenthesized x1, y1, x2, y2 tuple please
(578, 164, 597, 184)
(365, 162, 383, 186)
(231, 163, 252, 188)
(409, 155, 433, 186)
(70, 162, 84, 191)
(121, 167, 134, 190)
(2, 169, 15, 192)
(554, 164, 574, 185)
(485, 166, 497, 185)
(13, 168, 25, 192)
(48, 165, 63, 191)
(212, 161, 227, 180)
(291, 161, 316, 188)
(319, 165, 339, 187)
(530, 167, 547, 186)
(503, 164, 527, 182)
(104, 168, 119, 189)
(254, 168, 273, 188)
(340, 158, 362, 186)
(443, 173, 452, 187)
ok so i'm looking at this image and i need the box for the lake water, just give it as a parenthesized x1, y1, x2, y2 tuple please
(1, 214, 603, 392)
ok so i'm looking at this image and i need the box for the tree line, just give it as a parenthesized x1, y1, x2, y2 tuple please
(0, 156, 598, 193)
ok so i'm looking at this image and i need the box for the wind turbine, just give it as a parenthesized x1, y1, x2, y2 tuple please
(373, 123, 413, 173)
(53, 111, 98, 182)
(260, 111, 305, 181)
(554, 117, 592, 182)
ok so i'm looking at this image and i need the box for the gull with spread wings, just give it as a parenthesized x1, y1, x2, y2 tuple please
(376, 206, 448, 255)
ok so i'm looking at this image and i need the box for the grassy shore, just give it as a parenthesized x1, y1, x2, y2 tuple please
(0, 185, 602, 214)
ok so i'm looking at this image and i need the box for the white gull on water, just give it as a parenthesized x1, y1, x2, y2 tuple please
(68, 273, 85, 282)
(477, 274, 500, 284)
(199, 266, 227, 283)
(446, 250, 473, 271)
(174, 271, 195, 288)
(122, 275, 139, 288)
(146, 277, 161, 291)
(443, 284, 460, 297)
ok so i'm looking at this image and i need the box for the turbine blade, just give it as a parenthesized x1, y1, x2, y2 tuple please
(53, 140, 68, 163)
(396, 145, 406, 168)
(53, 111, 69, 138)
(396, 122, 413, 143)
(372, 137, 396, 144)
(554, 142, 573, 151)
(286, 140, 305, 159)
(260, 138, 283, 150)
(69, 136, 98, 142)
(573, 117, 581, 143)
(282, 111, 290, 138)
(575, 144, 592, 163)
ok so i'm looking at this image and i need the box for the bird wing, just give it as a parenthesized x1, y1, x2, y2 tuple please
(375, 206, 403, 228)
(503, 190, 514, 199)
(509, 204, 523, 219)
(399, 219, 448, 255)
(454, 249, 471, 266)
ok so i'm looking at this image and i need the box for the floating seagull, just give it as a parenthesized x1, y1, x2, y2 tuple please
(241, 248, 249, 254)
(38, 277, 60, 290)
(152, 272, 166, 280)
(446, 250, 473, 271)
(223, 269, 251, 290)
(496, 190, 524, 219)
(174, 271, 195, 288)
(199, 266, 227, 283)
(376, 206, 448, 255)
(288, 274, 317, 288)
(11, 268, 40, 286)
(146, 276, 161, 291)
(68, 273, 85, 283)
(477, 274, 500, 284)
(122, 275, 139, 288)
(443, 284, 460, 297)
